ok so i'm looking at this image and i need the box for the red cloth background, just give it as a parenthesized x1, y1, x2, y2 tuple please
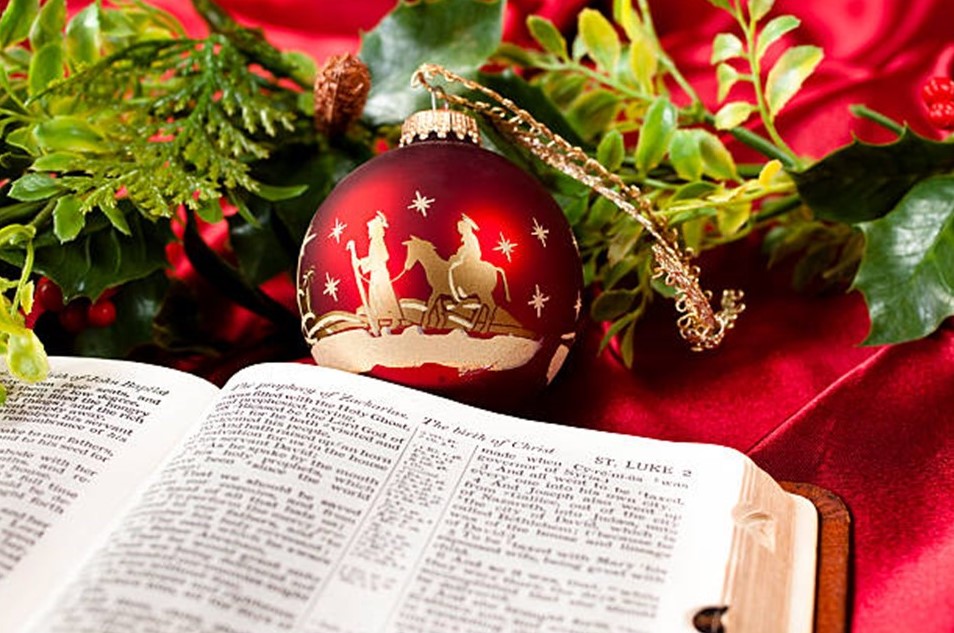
(105, 0, 954, 629)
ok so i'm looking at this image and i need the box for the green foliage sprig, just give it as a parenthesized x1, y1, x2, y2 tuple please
(0, 0, 951, 394)
(490, 0, 825, 359)
(0, 0, 325, 393)
(402, 0, 954, 358)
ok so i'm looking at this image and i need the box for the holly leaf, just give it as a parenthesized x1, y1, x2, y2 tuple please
(359, 0, 504, 126)
(231, 143, 370, 285)
(792, 129, 954, 223)
(0, 206, 172, 300)
(72, 271, 169, 358)
(854, 176, 954, 345)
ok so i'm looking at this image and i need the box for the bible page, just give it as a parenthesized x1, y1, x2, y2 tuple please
(0, 357, 220, 633)
(30, 363, 751, 633)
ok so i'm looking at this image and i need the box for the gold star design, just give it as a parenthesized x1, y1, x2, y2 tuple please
(574, 292, 582, 319)
(531, 217, 549, 247)
(528, 284, 549, 318)
(494, 232, 518, 262)
(407, 190, 435, 217)
(323, 272, 341, 302)
(328, 218, 347, 243)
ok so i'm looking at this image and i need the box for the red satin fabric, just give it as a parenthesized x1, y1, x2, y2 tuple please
(94, 0, 954, 629)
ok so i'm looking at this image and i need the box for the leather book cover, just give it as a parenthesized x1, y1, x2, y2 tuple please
(781, 482, 851, 633)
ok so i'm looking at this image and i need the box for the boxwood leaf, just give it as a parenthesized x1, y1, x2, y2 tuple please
(597, 129, 625, 172)
(628, 35, 657, 92)
(52, 194, 84, 242)
(32, 151, 82, 172)
(526, 15, 567, 59)
(748, 0, 776, 22)
(635, 96, 677, 173)
(716, 201, 751, 236)
(791, 129, 954, 223)
(714, 101, 755, 129)
(711, 33, 744, 64)
(65, 4, 102, 69)
(694, 129, 738, 180)
(613, 0, 642, 40)
(567, 89, 620, 141)
(34, 116, 107, 154)
(543, 72, 586, 109)
(100, 203, 131, 235)
(669, 129, 703, 181)
(854, 176, 954, 345)
(28, 41, 64, 96)
(29, 0, 64, 50)
(359, 0, 504, 126)
(757, 15, 799, 59)
(578, 8, 620, 74)
(765, 45, 822, 117)
(716, 62, 740, 102)
(251, 180, 308, 202)
(0, 0, 38, 48)
(493, 42, 539, 67)
(9, 172, 60, 200)
(6, 329, 47, 382)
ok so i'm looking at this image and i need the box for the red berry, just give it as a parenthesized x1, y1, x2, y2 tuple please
(87, 299, 117, 328)
(928, 101, 954, 129)
(35, 277, 65, 312)
(922, 77, 954, 106)
(59, 301, 89, 333)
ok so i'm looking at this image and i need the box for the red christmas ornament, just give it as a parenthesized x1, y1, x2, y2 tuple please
(298, 109, 583, 408)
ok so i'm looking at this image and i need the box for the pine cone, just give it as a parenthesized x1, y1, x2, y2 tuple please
(314, 53, 371, 137)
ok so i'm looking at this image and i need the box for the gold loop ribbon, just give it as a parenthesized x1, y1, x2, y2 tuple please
(411, 63, 744, 351)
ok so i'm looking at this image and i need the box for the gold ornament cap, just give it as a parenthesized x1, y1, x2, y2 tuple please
(400, 109, 480, 147)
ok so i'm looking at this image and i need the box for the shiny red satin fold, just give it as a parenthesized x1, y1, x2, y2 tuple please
(102, 0, 954, 629)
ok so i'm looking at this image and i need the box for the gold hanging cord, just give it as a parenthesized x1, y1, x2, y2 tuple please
(411, 63, 744, 351)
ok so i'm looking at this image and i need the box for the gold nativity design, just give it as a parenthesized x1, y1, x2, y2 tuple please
(299, 193, 560, 375)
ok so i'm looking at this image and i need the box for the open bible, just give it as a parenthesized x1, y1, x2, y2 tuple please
(0, 357, 819, 633)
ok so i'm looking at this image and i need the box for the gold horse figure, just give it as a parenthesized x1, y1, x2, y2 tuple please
(402, 235, 510, 332)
